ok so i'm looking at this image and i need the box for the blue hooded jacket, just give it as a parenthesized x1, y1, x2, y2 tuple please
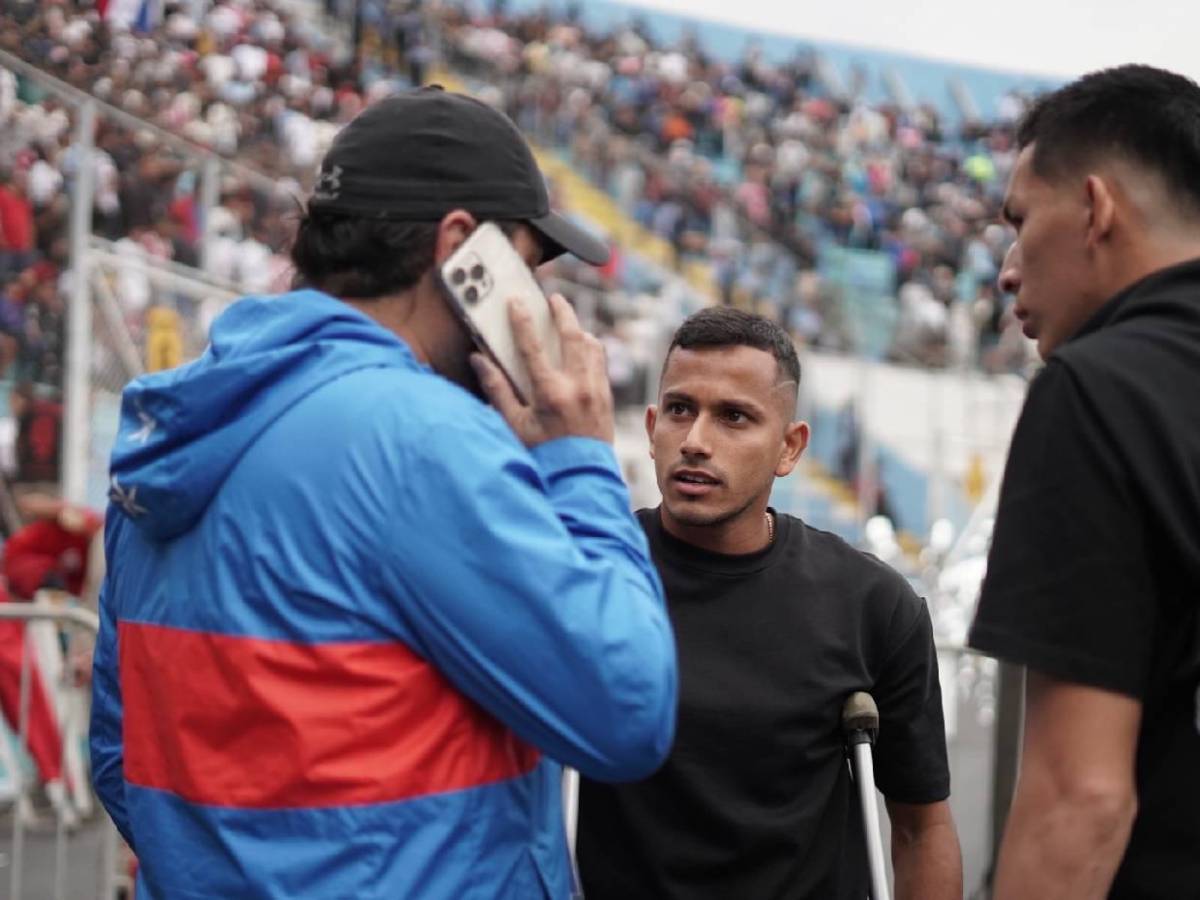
(90, 290, 677, 899)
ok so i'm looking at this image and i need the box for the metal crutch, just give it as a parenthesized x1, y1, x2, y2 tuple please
(563, 766, 584, 899)
(843, 691, 890, 900)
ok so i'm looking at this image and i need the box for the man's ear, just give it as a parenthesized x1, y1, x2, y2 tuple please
(434, 209, 478, 265)
(1084, 174, 1116, 248)
(776, 420, 810, 478)
(645, 404, 658, 460)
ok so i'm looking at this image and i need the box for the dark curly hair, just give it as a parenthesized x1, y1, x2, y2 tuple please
(290, 212, 528, 299)
(289, 211, 440, 299)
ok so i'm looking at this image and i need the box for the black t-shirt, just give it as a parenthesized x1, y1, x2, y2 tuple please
(969, 258, 1200, 899)
(578, 508, 949, 900)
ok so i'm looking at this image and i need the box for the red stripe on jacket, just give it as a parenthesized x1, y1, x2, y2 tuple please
(119, 621, 540, 808)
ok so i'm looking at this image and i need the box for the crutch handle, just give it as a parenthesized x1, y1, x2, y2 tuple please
(842, 691, 879, 744)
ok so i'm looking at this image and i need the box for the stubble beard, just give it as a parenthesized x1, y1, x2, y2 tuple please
(664, 490, 760, 530)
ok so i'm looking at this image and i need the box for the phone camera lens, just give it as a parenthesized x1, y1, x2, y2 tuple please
(470, 264, 485, 281)
(464, 285, 479, 305)
(451, 268, 467, 285)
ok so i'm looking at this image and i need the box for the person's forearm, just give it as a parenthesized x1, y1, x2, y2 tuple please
(992, 791, 1135, 900)
(892, 822, 962, 900)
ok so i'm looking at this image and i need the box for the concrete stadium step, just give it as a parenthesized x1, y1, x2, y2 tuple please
(0, 811, 116, 900)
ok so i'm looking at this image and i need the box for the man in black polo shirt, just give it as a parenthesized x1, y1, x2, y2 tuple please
(577, 309, 962, 899)
(968, 65, 1200, 899)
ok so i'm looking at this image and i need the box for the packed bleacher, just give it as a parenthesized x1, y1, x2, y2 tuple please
(0, 0, 385, 390)
(430, 2, 1035, 373)
(0, 0, 1038, 415)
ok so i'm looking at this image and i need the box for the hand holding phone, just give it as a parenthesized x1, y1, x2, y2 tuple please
(441, 221, 614, 448)
(440, 221, 561, 404)
(471, 294, 615, 448)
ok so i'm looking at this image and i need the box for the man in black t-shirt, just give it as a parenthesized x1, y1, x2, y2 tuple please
(577, 309, 962, 900)
(968, 65, 1200, 900)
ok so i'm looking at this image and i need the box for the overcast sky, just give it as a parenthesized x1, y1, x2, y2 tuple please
(627, 0, 1199, 82)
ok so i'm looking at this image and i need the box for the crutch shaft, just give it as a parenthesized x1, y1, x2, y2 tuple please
(853, 741, 891, 900)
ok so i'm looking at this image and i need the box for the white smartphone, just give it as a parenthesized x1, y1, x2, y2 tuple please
(439, 221, 562, 404)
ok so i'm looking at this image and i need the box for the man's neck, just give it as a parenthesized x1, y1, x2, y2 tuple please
(342, 285, 482, 393)
(343, 290, 432, 364)
(1107, 234, 1200, 300)
(659, 503, 773, 555)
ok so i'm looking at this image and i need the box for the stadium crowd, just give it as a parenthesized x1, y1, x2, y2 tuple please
(433, 2, 1034, 372)
(0, 0, 384, 385)
(0, 0, 1037, 399)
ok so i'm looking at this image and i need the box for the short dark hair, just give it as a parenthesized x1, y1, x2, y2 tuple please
(665, 307, 801, 388)
(1017, 65, 1200, 217)
(289, 211, 440, 299)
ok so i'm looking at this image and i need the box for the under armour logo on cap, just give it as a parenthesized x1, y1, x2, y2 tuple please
(312, 164, 343, 202)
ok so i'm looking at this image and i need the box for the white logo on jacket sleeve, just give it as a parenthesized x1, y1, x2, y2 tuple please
(109, 476, 147, 518)
(128, 409, 157, 445)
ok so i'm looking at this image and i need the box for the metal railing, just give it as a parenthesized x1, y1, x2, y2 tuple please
(0, 600, 121, 900)
(0, 46, 280, 507)
(934, 639, 1020, 900)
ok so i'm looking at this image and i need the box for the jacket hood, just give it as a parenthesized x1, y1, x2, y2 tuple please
(108, 290, 422, 541)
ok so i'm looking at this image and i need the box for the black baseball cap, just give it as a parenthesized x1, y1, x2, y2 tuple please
(307, 86, 610, 266)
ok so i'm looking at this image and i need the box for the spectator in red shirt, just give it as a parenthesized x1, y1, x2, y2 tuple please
(4, 495, 102, 600)
(0, 168, 35, 282)
(0, 495, 102, 827)
(0, 582, 68, 814)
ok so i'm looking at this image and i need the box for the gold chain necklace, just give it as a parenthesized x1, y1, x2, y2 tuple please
(765, 510, 775, 546)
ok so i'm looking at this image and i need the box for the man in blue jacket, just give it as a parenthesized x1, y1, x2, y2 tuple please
(90, 87, 678, 899)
